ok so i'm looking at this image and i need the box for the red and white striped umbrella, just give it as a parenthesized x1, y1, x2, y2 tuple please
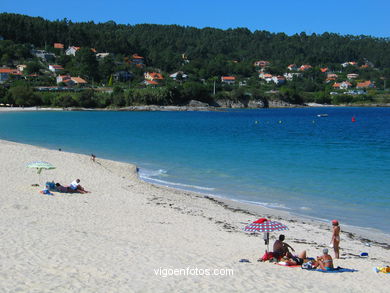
(244, 218, 289, 233)
(244, 218, 289, 252)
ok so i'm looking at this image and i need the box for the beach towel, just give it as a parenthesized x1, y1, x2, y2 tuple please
(315, 267, 357, 273)
(276, 262, 301, 268)
(374, 267, 390, 274)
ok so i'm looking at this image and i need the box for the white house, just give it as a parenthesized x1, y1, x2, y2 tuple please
(65, 46, 81, 56)
(283, 72, 302, 81)
(169, 71, 188, 81)
(272, 76, 286, 85)
(48, 64, 64, 73)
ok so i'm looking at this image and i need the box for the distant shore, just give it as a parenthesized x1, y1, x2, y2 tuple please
(1, 102, 389, 113)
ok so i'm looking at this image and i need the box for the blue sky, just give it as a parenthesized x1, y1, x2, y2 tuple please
(1, 0, 389, 37)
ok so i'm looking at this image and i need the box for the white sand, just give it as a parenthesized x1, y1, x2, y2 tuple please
(0, 139, 389, 292)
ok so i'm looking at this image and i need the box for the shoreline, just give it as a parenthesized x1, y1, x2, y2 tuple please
(3, 137, 390, 245)
(1, 139, 389, 291)
(0, 102, 389, 113)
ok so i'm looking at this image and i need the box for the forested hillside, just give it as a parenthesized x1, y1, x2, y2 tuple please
(1, 13, 389, 71)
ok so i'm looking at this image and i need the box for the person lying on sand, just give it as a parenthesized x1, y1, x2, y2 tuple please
(69, 179, 90, 194)
(55, 183, 70, 193)
(313, 248, 334, 271)
(273, 234, 295, 259)
(282, 250, 309, 266)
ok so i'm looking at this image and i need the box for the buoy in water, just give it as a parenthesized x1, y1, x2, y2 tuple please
(352, 116, 356, 122)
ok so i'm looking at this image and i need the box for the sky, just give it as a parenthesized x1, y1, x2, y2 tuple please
(1, 0, 389, 37)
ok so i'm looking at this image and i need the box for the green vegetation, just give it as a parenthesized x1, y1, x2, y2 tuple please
(0, 13, 389, 108)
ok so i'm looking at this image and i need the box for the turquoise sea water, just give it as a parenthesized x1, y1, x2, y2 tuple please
(0, 107, 389, 233)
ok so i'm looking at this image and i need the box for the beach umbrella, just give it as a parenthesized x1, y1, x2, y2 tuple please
(243, 218, 289, 251)
(27, 161, 55, 185)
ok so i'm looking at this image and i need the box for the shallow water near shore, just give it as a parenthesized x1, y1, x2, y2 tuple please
(0, 107, 389, 233)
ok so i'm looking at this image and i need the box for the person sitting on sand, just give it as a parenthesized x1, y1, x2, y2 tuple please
(273, 234, 295, 259)
(70, 179, 89, 194)
(331, 219, 341, 259)
(313, 248, 334, 271)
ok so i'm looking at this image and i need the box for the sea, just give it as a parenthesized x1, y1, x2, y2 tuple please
(0, 107, 389, 233)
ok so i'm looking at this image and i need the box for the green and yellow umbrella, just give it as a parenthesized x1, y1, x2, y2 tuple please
(27, 161, 55, 185)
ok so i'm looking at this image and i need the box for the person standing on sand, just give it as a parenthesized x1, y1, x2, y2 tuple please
(331, 220, 340, 259)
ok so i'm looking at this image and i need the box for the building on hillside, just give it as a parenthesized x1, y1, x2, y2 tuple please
(54, 43, 64, 49)
(332, 81, 352, 89)
(31, 49, 55, 62)
(169, 71, 188, 81)
(113, 71, 133, 82)
(71, 76, 88, 85)
(283, 72, 302, 81)
(48, 64, 64, 73)
(221, 76, 236, 85)
(259, 73, 273, 83)
(56, 75, 87, 86)
(144, 72, 164, 81)
(320, 67, 329, 73)
(341, 61, 357, 68)
(272, 75, 286, 85)
(253, 60, 270, 68)
(356, 80, 375, 89)
(0, 68, 22, 83)
(299, 64, 312, 71)
(65, 46, 81, 56)
(287, 64, 298, 71)
(346, 89, 366, 95)
(16, 64, 27, 72)
(131, 54, 145, 67)
(142, 80, 159, 86)
(96, 53, 110, 59)
(347, 73, 359, 79)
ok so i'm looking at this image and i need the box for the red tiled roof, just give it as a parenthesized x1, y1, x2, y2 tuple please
(145, 80, 158, 85)
(71, 77, 87, 84)
(356, 81, 374, 88)
(0, 68, 21, 75)
(54, 43, 64, 49)
(320, 67, 328, 73)
(222, 76, 235, 80)
(50, 65, 64, 69)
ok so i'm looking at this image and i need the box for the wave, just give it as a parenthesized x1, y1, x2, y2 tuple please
(139, 168, 215, 191)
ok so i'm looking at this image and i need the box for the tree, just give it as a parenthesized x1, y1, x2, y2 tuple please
(8, 84, 41, 106)
(73, 47, 98, 81)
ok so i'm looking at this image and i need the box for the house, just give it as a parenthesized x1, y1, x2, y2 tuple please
(144, 72, 164, 81)
(65, 46, 81, 56)
(347, 73, 359, 79)
(272, 75, 286, 85)
(143, 80, 159, 86)
(299, 64, 312, 71)
(259, 73, 273, 83)
(54, 43, 64, 49)
(71, 76, 88, 85)
(96, 53, 110, 59)
(346, 89, 366, 95)
(221, 76, 236, 84)
(287, 64, 298, 71)
(283, 72, 302, 81)
(56, 75, 72, 85)
(320, 67, 329, 73)
(131, 54, 145, 67)
(0, 68, 22, 83)
(341, 61, 357, 68)
(56, 75, 87, 85)
(333, 81, 352, 89)
(113, 71, 133, 82)
(253, 60, 270, 68)
(16, 64, 27, 72)
(356, 80, 375, 89)
(325, 73, 338, 83)
(48, 64, 64, 73)
(31, 49, 55, 61)
(169, 71, 188, 81)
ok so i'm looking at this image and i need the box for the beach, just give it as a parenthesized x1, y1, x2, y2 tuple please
(0, 139, 389, 293)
